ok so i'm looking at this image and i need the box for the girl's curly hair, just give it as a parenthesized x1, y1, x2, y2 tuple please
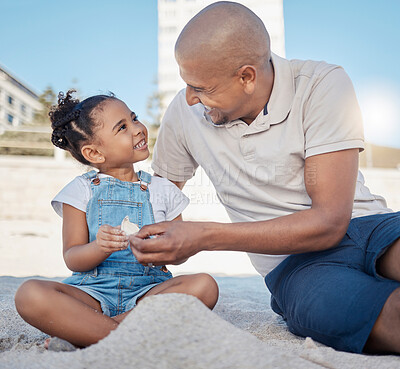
(49, 90, 116, 165)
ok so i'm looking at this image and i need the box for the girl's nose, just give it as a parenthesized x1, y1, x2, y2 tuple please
(132, 122, 146, 136)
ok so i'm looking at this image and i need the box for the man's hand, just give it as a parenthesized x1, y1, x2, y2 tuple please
(129, 221, 207, 265)
(95, 225, 129, 255)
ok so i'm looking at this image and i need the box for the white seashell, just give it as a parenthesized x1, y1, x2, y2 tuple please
(121, 216, 140, 235)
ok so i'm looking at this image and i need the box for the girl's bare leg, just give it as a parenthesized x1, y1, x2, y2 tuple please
(113, 273, 219, 324)
(139, 273, 218, 307)
(15, 279, 118, 347)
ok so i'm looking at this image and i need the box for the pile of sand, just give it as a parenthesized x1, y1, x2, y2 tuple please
(1, 276, 399, 368)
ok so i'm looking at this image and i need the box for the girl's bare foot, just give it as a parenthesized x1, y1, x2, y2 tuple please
(44, 337, 77, 352)
(44, 337, 51, 349)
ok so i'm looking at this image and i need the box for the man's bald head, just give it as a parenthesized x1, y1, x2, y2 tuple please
(175, 1, 271, 75)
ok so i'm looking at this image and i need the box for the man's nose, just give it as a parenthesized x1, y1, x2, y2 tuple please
(185, 86, 201, 106)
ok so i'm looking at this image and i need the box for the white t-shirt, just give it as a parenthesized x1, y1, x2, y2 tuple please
(52, 173, 190, 223)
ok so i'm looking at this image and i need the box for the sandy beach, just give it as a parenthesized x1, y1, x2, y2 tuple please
(1, 156, 400, 368)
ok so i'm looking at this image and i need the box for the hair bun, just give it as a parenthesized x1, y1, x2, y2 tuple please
(48, 90, 114, 165)
(51, 128, 69, 149)
(50, 109, 81, 150)
(52, 109, 81, 129)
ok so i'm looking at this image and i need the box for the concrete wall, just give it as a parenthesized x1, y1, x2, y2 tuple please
(1, 156, 399, 277)
(0, 156, 84, 220)
(1, 156, 399, 221)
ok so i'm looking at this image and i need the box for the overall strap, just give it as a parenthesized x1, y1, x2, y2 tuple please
(82, 170, 99, 181)
(137, 170, 152, 191)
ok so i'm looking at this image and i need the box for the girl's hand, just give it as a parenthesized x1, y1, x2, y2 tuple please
(95, 225, 129, 255)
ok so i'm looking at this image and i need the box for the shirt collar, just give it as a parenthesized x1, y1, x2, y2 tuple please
(262, 52, 295, 129)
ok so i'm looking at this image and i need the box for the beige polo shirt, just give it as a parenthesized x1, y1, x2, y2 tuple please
(152, 53, 391, 277)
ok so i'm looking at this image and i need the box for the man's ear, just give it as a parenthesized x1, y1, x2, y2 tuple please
(81, 144, 105, 165)
(237, 65, 256, 94)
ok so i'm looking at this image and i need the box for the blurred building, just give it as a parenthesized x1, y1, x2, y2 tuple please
(0, 65, 42, 128)
(158, 0, 285, 110)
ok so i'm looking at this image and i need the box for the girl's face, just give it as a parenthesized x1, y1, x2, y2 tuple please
(93, 99, 149, 168)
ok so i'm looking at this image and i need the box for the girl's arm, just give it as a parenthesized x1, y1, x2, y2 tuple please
(62, 203, 128, 272)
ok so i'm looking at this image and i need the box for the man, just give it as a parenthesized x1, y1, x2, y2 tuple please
(131, 1, 400, 354)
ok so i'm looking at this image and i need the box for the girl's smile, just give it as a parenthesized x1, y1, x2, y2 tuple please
(133, 138, 148, 150)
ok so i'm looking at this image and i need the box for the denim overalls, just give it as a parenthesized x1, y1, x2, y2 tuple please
(62, 170, 172, 317)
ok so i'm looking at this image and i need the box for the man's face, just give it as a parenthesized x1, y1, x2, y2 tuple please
(178, 59, 249, 125)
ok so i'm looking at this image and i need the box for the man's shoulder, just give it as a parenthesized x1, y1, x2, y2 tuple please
(289, 58, 342, 81)
(272, 53, 346, 95)
(282, 57, 349, 98)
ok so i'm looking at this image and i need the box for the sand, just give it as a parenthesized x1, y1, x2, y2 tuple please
(1, 276, 400, 369)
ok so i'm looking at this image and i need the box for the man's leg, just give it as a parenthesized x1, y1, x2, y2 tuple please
(376, 238, 400, 281)
(365, 237, 400, 353)
(265, 236, 400, 354)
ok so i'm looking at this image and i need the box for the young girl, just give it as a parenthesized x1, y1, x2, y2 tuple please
(15, 90, 219, 348)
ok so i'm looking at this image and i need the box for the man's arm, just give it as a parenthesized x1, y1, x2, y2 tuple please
(210, 148, 358, 254)
(131, 148, 358, 264)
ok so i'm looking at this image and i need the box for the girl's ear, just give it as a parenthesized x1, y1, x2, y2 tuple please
(81, 145, 105, 164)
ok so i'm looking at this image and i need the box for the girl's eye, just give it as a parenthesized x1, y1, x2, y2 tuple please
(118, 123, 127, 132)
(133, 115, 139, 122)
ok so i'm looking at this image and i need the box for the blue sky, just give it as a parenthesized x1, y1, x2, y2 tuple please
(1, 0, 399, 148)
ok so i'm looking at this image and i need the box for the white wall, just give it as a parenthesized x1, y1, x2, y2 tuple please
(158, 0, 285, 108)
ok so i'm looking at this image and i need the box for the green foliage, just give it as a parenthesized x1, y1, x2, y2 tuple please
(33, 85, 56, 125)
(146, 89, 165, 128)
(145, 81, 165, 157)
(32, 81, 81, 126)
